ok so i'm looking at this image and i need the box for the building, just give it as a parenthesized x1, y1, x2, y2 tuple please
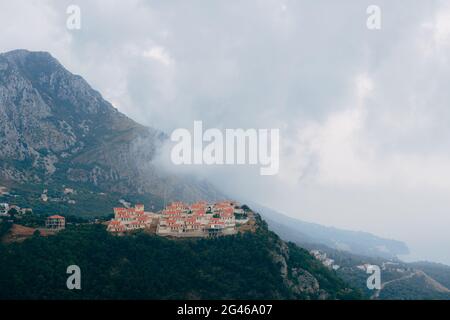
(63, 188, 75, 195)
(107, 204, 154, 232)
(46, 215, 66, 230)
(106, 201, 245, 237)
(156, 201, 238, 237)
(310, 249, 340, 270)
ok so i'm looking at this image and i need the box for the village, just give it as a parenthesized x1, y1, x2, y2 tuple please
(107, 200, 251, 238)
(1, 185, 253, 239)
(0, 188, 254, 241)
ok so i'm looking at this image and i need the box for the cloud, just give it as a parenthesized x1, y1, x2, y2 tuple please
(142, 46, 174, 66)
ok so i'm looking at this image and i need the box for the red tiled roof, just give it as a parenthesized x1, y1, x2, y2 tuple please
(48, 215, 64, 219)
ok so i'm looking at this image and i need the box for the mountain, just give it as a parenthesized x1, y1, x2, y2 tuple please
(0, 49, 219, 215)
(0, 49, 409, 259)
(250, 203, 409, 259)
(0, 214, 362, 300)
(0, 48, 444, 300)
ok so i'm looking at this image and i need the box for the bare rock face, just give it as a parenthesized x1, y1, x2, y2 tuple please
(269, 233, 327, 299)
(290, 268, 321, 295)
(0, 49, 218, 206)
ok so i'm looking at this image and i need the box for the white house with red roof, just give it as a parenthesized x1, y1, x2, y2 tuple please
(46, 215, 65, 230)
(107, 204, 154, 233)
(107, 201, 243, 236)
(156, 201, 237, 237)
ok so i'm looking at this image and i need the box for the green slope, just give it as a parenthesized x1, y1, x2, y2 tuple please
(0, 215, 361, 300)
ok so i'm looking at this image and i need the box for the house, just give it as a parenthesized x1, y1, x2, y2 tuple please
(46, 215, 66, 230)
(107, 204, 154, 232)
(0, 186, 7, 195)
(156, 201, 238, 237)
(107, 200, 243, 237)
(135, 203, 145, 213)
(310, 249, 340, 270)
(63, 188, 75, 195)
(107, 220, 126, 232)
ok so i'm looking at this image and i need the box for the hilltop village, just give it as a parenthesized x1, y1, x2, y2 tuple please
(107, 201, 251, 237)
(0, 184, 253, 240)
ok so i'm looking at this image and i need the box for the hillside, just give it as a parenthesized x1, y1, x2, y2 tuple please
(0, 49, 220, 216)
(251, 203, 409, 259)
(0, 214, 361, 300)
(304, 245, 450, 300)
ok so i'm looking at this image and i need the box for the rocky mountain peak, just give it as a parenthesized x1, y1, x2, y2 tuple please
(0, 49, 117, 116)
(2, 49, 59, 69)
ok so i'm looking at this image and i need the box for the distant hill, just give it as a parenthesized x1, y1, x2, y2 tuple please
(301, 243, 450, 300)
(0, 49, 220, 216)
(407, 261, 450, 291)
(250, 203, 409, 259)
(0, 214, 361, 300)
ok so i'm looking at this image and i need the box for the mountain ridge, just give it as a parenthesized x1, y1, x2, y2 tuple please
(247, 202, 409, 259)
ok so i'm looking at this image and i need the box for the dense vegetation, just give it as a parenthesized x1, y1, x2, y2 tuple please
(0, 182, 164, 217)
(379, 275, 450, 300)
(409, 262, 450, 289)
(0, 220, 12, 238)
(0, 217, 361, 300)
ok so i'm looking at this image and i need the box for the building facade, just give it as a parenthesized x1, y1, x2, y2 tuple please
(107, 204, 154, 232)
(156, 201, 238, 237)
(46, 215, 66, 230)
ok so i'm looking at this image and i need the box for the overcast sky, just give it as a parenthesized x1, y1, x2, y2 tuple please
(1, 0, 450, 264)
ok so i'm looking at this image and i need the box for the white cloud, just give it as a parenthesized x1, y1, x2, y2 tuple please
(432, 3, 450, 47)
(142, 45, 174, 66)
